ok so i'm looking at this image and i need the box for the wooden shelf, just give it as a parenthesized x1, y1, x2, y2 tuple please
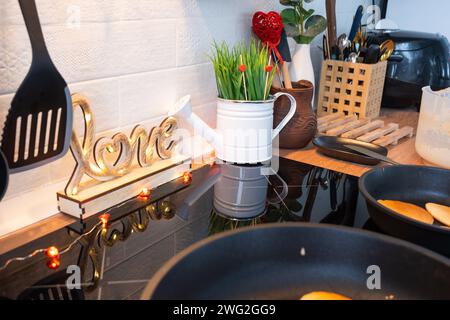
(0, 214, 75, 256)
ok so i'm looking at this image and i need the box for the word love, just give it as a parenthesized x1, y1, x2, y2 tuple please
(65, 94, 178, 195)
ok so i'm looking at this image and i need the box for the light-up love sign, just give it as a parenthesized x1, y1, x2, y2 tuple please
(65, 94, 178, 196)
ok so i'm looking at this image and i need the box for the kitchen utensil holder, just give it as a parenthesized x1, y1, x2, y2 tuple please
(318, 60, 387, 119)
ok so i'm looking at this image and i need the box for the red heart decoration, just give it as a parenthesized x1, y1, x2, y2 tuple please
(252, 11, 284, 46)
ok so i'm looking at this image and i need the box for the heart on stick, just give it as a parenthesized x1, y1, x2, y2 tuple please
(252, 11, 284, 62)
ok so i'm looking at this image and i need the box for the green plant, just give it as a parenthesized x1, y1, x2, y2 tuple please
(209, 40, 277, 101)
(280, 0, 327, 44)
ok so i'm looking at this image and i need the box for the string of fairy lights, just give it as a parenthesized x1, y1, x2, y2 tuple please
(0, 170, 195, 273)
(0, 216, 106, 272)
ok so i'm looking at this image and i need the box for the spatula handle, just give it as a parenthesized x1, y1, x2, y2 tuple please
(18, 0, 50, 60)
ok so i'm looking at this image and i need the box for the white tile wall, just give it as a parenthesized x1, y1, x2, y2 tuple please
(387, 0, 450, 40)
(0, 0, 366, 236)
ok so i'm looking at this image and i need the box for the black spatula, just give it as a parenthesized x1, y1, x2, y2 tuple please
(277, 28, 292, 89)
(1, 0, 72, 173)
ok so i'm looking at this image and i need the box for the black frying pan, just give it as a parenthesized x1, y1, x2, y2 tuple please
(142, 224, 450, 300)
(313, 136, 388, 166)
(0, 150, 9, 201)
(360, 165, 450, 257)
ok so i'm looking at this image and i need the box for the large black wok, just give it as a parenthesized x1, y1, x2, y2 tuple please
(360, 165, 450, 257)
(142, 224, 450, 300)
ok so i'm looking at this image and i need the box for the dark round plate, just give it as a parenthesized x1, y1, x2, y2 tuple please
(313, 136, 388, 166)
(0, 150, 9, 201)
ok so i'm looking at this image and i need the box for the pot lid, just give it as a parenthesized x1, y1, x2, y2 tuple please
(369, 30, 448, 51)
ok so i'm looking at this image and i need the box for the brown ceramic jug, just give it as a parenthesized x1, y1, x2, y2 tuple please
(271, 80, 317, 149)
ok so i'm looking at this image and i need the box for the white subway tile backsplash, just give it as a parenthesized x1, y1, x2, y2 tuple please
(0, 0, 240, 26)
(117, 0, 185, 21)
(47, 152, 76, 184)
(0, 24, 32, 95)
(0, 0, 122, 26)
(3, 164, 53, 200)
(70, 78, 121, 133)
(175, 63, 217, 107)
(0, 180, 67, 237)
(112, 20, 176, 75)
(0, 94, 13, 136)
(176, 17, 239, 67)
(0, 20, 176, 94)
(118, 68, 177, 127)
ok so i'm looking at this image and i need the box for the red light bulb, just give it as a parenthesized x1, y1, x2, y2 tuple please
(182, 172, 192, 184)
(209, 150, 216, 167)
(139, 188, 151, 199)
(45, 246, 60, 259)
(99, 213, 110, 228)
(47, 258, 60, 270)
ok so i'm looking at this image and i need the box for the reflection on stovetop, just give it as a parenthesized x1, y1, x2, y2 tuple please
(0, 158, 378, 300)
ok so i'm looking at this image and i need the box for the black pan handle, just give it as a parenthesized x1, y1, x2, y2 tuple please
(18, 0, 50, 61)
(388, 54, 404, 63)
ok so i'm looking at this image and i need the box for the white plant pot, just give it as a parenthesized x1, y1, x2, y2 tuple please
(214, 164, 288, 219)
(175, 163, 289, 220)
(289, 43, 315, 89)
(169, 94, 296, 164)
(216, 93, 296, 164)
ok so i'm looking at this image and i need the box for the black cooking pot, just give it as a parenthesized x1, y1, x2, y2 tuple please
(368, 30, 450, 109)
(360, 165, 450, 257)
(142, 224, 450, 300)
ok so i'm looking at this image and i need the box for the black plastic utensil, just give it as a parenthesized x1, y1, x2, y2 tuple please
(331, 45, 341, 60)
(364, 44, 381, 64)
(348, 5, 364, 43)
(323, 34, 329, 60)
(1, 0, 72, 173)
(344, 144, 399, 165)
(313, 136, 388, 165)
(0, 150, 9, 201)
(276, 28, 292, 89)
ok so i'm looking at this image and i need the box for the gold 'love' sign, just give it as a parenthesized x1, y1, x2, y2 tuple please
(65, 94, 178, 196)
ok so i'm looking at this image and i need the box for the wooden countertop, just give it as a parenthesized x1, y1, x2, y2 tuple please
(279, 108, 427, 178)
(0, 213, 75, 256)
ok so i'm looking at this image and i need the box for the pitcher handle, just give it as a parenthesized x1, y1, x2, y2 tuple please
(272, 92, 297, 140)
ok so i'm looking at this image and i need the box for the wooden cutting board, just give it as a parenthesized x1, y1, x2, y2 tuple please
(278, 108, 426, 178)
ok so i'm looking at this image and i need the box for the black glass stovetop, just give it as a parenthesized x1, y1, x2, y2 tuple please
(0, 158, 380, 300)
